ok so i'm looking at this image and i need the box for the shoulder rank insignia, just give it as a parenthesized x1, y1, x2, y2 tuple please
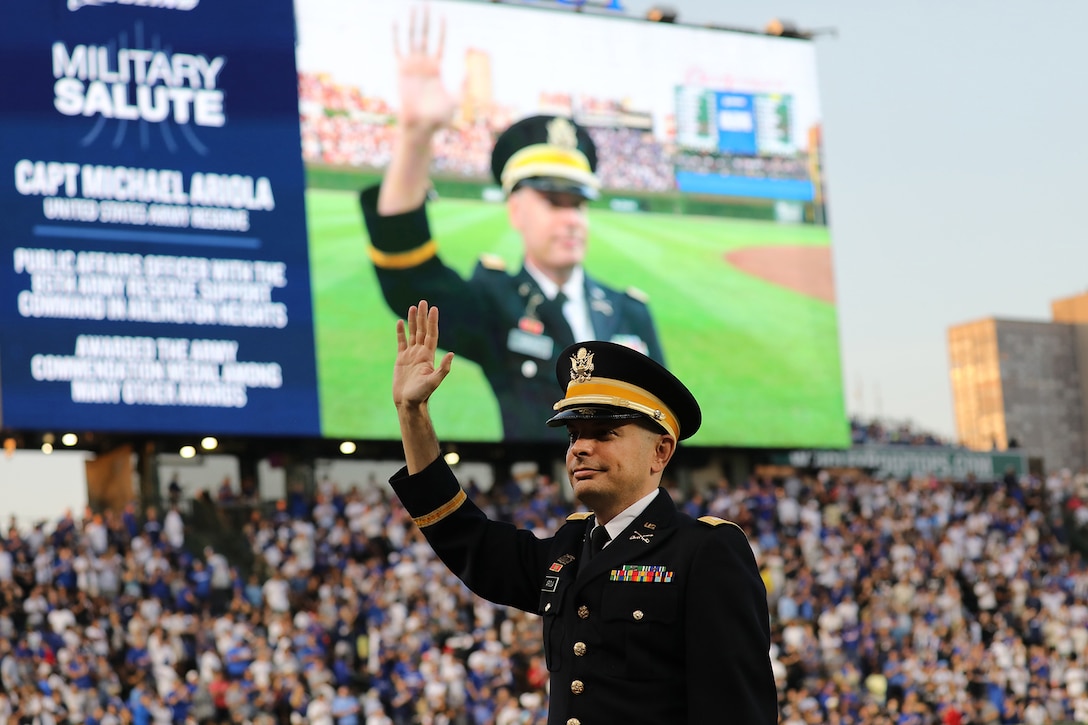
(625, 286, 649, 303)
(479, 254, 506, 271)
(699, 515, 744, 532)
(566, 512, 592, 521)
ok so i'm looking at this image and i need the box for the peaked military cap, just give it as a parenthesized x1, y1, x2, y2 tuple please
(490, 114, 600, 200)
(546, 341, 702, 440)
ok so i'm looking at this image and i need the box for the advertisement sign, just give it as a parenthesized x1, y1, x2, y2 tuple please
(778, 446, 1029, 480)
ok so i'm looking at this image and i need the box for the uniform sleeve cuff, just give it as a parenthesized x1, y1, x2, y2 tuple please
(359, 184, 433, 254)
(389, 457, 465, 527)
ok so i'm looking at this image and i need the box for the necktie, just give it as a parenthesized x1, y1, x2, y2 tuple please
(536, 290, 571, 341)
(590, 525, 611, 557)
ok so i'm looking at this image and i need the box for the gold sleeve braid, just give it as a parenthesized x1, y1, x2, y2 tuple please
(412, 489, 467, 528)
(369, 240, 438, 270)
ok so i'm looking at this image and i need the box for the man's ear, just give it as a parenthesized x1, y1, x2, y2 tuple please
(650, 434, 676, 474)
(506, 189, 524, 232)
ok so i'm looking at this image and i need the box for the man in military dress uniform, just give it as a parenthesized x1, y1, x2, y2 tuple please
(390, 300, 777, 724)
(360, 11, 662, 441)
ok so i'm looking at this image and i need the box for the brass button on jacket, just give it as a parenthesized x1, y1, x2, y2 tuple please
(573, 642, 587, 656)
(571, 679, 585, 695)
(577, 605, 590, 619)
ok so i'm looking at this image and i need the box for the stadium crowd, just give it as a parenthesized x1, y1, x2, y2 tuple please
(674, 151, 810, 181)
(850, 418, 953, 447)
(585, 128, 675, 193)
(2, 452, 1088, 724)
(298, 71, 818, 195)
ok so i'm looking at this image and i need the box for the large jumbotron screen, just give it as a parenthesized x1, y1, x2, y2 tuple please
(0, 0, 849, 448)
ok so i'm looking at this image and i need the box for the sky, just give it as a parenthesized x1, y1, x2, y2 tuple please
(608, 0, 1088, 440)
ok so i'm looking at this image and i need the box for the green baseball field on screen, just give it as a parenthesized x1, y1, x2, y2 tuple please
(307, 188, 849, 448)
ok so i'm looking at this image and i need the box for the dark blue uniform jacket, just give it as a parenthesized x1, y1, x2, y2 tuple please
(391, 457, 779, 724)
(361, 186, 664, 441)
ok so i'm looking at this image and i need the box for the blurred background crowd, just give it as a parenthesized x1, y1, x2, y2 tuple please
(2, 434, 1088, 725)
(297, 71, 812, 194)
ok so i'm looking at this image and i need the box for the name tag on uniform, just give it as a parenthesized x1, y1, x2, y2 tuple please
(542, 575, 559, 592)
(508, 328, 554, 360)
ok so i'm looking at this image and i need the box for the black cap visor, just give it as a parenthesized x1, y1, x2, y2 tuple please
(514, 176, 599, 201)
(546, 405, 654, 429)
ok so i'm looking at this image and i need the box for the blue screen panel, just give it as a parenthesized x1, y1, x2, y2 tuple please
(0, 0, 320, 436)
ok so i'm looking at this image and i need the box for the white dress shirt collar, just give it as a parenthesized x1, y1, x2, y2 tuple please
(594, 488, 660, 548)
(523, 262, 595, 342)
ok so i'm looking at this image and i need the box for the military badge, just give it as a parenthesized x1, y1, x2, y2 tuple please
(546, 116, 578, 150)
(569, 347, 594, 383)
(518, 316, 544, 335)
(590, 299, 614, 316)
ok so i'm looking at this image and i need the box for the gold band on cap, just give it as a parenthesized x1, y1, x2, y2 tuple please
(552, 377, 679, 439)
(501, 144, 598, 195)
(369, 240, 438, 270)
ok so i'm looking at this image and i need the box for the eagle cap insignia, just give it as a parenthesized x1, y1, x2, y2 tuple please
(569, 347, 594, 383)
(547, 117, 578, 150)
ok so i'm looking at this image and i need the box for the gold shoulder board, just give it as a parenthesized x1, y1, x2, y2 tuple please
(625, 286, 649, 303)
(566, 511, 593, 521)
(699, 515, 740, 529)
(479, 254, 507, 271)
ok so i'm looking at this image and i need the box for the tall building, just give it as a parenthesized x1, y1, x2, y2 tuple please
(461, 48, 493, 124)
(949, 293, 1088, 472)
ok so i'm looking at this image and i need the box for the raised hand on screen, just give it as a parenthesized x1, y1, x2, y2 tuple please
(393, 300, 454, 408)
(393, 6, 457, 134)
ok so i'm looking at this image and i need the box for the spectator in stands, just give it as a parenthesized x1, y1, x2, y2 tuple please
(359, 8, 664, 442)
(385, 300, 777, 722)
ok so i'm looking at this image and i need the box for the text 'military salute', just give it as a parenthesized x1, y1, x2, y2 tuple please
(363, 7, 664, 441)
(389, 299, 778, 724)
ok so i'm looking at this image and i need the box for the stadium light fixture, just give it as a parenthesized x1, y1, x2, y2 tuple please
(201, 436, 219, 451)
(41, 442, 54, 455)
(646, 5, 677, 23)
(444, 450, 461, 466)
(339, 441, 357, 455)
(61, 433, 78, 446)
(179, 445, 197, 459)
(764, 18, 838, 40)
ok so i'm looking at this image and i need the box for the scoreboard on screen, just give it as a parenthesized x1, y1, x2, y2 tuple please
(675, 88, 796, 156)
